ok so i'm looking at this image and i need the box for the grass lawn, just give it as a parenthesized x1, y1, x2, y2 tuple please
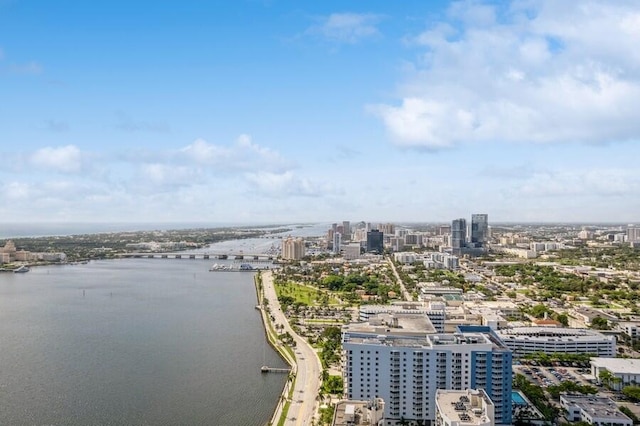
(304, 318, 343, 324)
(275, 281, 341, 306)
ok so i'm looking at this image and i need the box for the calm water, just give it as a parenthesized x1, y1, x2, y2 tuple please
(0, 259, 287, 425)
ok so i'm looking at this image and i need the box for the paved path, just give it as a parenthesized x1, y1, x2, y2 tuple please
(387, 256, 412, 301)
(262, 271, 322, 425)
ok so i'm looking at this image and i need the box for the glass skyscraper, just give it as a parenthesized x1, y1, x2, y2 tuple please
(471, 214, 489, 248)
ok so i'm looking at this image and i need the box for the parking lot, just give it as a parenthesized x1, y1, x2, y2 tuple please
(514, 360, 596, 388)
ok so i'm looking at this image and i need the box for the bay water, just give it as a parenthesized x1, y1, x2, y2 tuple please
(0, 258, 287, 425)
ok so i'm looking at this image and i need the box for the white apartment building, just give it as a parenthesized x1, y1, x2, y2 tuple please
(628, 226, 640, 243)
(343, 319, 512, 426)
(393, 252, 459, 270)
(497, 327, 616, 357)
(435, 389, 495, 426)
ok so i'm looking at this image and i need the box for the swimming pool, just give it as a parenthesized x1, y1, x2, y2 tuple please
(512, 391, 528, 405)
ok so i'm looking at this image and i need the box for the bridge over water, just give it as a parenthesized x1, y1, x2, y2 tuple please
(119, 252, 276, 261)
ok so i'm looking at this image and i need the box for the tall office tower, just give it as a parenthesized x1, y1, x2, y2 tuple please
(282, 237, 305, 260)
(327, 229, 335, 249)
(343, 322, 512, 425)
(333, 232, 342, 254)
(366, 229, 384, 254)
(628, 226, 640, 243)
(342, 221, 351, 241)
(451, 218, 467, 254)
(471, 214, 489, 248)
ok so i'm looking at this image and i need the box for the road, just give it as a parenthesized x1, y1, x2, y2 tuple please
(261, 271, 322, 425)
(387, 256, 412, 301)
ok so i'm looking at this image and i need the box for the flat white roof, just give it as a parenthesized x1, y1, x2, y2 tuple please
(591, 357, 640, 374)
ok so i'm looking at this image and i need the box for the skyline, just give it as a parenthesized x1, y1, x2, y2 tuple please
(2, 0, 640, 223)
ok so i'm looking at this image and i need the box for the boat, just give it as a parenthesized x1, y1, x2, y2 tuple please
(238, 263, 254, 271)
(209, 263, 230, 271)
(14, 265, 30, 273)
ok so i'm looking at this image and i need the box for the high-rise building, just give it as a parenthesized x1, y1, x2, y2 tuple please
(333, 232, 342, 254)
(327, 229, 335, 250)
(366, 230, 384, 254)
(342, 221, 351, 241)
(439, 225, 452, 236)
(471, 214, 489, 248)
(451, 218, 467, 254)
(379, 223, 395, 236)
(282, 237, 305, 260)
(628, 226, 640, 243)
(343, 321, 512, 425)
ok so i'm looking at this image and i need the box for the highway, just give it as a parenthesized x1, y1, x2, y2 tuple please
(261, 271, 322, 425)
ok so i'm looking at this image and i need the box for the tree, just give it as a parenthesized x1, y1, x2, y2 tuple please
(591, 316, 610, 330)
(555, 313, 569, 326)
(599, 369, 614, 387)
(623, 385, 640, 402)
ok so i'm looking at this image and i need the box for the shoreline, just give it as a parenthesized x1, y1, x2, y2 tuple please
(254, 272, 297, 426)
(256, 270, 322, 426)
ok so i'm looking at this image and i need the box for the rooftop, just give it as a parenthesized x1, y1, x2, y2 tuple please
(561, 395, 632, 421)
(332, 399, 384, 426)
(498, 327, 613, 342)
(436, 389, 494, 426)
(591, 357, 640, 374)
(343, 330, 505, 351)
(345, 313, 437, 336)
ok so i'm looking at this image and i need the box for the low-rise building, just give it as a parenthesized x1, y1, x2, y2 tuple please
(560, 395, 632, 426)
(591, 358, 640, 390)
(332, 398, 385, 426)
(435, 388, 495, 426)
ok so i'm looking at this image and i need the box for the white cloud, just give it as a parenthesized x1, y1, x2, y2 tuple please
(179, 135, 289, 173)
(2, 182, 30, 200)
(139, 163, 202, 187)
(30, 145, 82, 173)
(516, 168, 640, 197)
(245, 171, 337, 197)
(372, 0, 640, 149)
(306, 13, 382, 44)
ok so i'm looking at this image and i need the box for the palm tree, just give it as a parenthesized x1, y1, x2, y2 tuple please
(599, 369, 614, 388)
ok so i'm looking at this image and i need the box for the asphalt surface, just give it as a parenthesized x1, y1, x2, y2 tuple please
(262, 271, 322, 425)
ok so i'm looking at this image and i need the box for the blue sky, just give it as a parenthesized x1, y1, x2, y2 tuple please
(1, 0, 639, 224)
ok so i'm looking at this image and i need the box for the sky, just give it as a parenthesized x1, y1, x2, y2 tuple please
(1, 0, 639, 224)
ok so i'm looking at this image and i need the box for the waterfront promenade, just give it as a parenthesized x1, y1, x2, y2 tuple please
(260, 271, 322, 425)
